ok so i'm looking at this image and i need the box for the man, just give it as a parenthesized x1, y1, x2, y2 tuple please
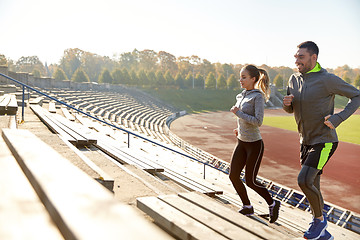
(283, 41, 360, 240)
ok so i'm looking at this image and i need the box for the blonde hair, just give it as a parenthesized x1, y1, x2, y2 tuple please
(243, 65, 271, 102)
(257, 69, 271, 101)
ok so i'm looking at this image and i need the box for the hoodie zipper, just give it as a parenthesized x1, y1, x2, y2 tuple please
(236, 90, 249, 108)
(300, 75, 307, 144)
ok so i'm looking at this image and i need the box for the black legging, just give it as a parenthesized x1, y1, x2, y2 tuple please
(229, 139, 273, 206)
(298, 166, 323, 217)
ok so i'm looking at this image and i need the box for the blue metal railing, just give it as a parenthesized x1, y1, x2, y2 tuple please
(0, 72, 225, 178)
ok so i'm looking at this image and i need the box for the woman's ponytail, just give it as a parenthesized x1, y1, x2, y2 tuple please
(257, 69, 271, 102)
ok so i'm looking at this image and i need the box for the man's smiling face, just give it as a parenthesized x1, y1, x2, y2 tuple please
(294, 48, 317, 74)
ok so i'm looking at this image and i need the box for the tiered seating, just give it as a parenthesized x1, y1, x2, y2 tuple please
(0, 127, 169, 240)
(30, 104, 96, 147)
(138, 192, 288, 240)
(0, 131, 63, 240)
(45, 89, 175, 144)
(0, 94, 18, 115)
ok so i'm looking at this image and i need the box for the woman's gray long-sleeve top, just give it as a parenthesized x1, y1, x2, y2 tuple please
(234, 89, 265, 142)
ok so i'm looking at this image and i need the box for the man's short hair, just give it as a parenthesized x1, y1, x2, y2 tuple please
(297, 41, 319, 56)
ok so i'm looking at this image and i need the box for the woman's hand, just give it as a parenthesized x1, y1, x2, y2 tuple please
(230, 106, 239, 114)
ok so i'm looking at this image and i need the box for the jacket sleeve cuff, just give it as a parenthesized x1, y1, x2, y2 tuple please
(328, 114, 343, 128)
(235, 110, 242, 118)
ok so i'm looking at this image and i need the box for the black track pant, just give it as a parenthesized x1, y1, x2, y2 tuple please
(298, 166, 323, 217)
(229, 139, 273, 206)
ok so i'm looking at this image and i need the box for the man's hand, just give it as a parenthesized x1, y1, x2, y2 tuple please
(324, 115, 335, 129)
(230, 106, 239, 114)
(283, 94, 294, 106)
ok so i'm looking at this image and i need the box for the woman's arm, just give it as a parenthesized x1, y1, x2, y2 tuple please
(234, 94, 264, 126)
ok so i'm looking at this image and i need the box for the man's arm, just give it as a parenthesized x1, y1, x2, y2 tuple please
(326, 76, 360, 128)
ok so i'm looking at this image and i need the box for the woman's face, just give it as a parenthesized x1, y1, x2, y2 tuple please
(239, 69, 256, 90)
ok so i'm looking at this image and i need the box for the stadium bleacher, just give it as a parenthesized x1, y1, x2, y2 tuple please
(0, 70, 359, 239)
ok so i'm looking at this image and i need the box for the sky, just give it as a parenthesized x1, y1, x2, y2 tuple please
(1, 0, 359, 69)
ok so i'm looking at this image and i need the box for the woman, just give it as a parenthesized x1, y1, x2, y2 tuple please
(229, 64, 280, 223)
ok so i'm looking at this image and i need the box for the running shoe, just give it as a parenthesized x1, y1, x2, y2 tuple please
(238, 205, 254, 216)
(269, 200, 281, 223)
(304, 214, 328, 240)
(317, 230, 334, 240)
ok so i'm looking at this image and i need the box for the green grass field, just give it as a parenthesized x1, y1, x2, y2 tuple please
(263, 115, 360, 145)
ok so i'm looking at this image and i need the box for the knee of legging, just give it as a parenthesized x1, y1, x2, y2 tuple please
(229, 172, 239, 182)
(244, 178, 255, 188)
(297, 176, 309, 190)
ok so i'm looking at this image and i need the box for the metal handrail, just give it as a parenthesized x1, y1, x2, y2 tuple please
(0, 72, 226, 177)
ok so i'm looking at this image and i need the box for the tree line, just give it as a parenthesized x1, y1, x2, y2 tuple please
(1, 49, 360, 90)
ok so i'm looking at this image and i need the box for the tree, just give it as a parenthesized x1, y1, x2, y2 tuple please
(71, 68, 90, 83)
(185, 71, 193, 89)
(273, 74, 284, 88)
(122, 68, 131, 84)
(354, 74, 360, 89)
(202, 59, 215, 77)
(190, 55, 201, 74)
(177, 56, 192, 76)
(138, 69, 148, 86)
(343, 73, 352, 84)
(82, 52, 104, 82)
(334, 65, 352, 80)
(47, 63, 58, 78)
(130, 69, 139, 85)
(59, 48, 83, 79)
(275, 66, 294, 84)
(155, 71, 166, 87)
(59, 48, 117, 83)
(195, 73, 204, 89)
(147, 70, 156, 86)
(16, 56, 45, 75)
(205, 72, 216, 89)
(139, 49, 157, 71)
(0, 54, 7, 66)
(53, 68, 68, 81)
(164, 70, 174, 86)
(158, 51, 177, 73)
(217, 74, 227, 89)
(222, 63, 235, 78)
(175, 73, 184, 89)
(227, 74, 238, 90)
(32, 69, 41, 78)
(260, 64, 277, 83)
(98, 69, 113, 84)
(112, 69, 123, 84)
(119, 50, 138, 70)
